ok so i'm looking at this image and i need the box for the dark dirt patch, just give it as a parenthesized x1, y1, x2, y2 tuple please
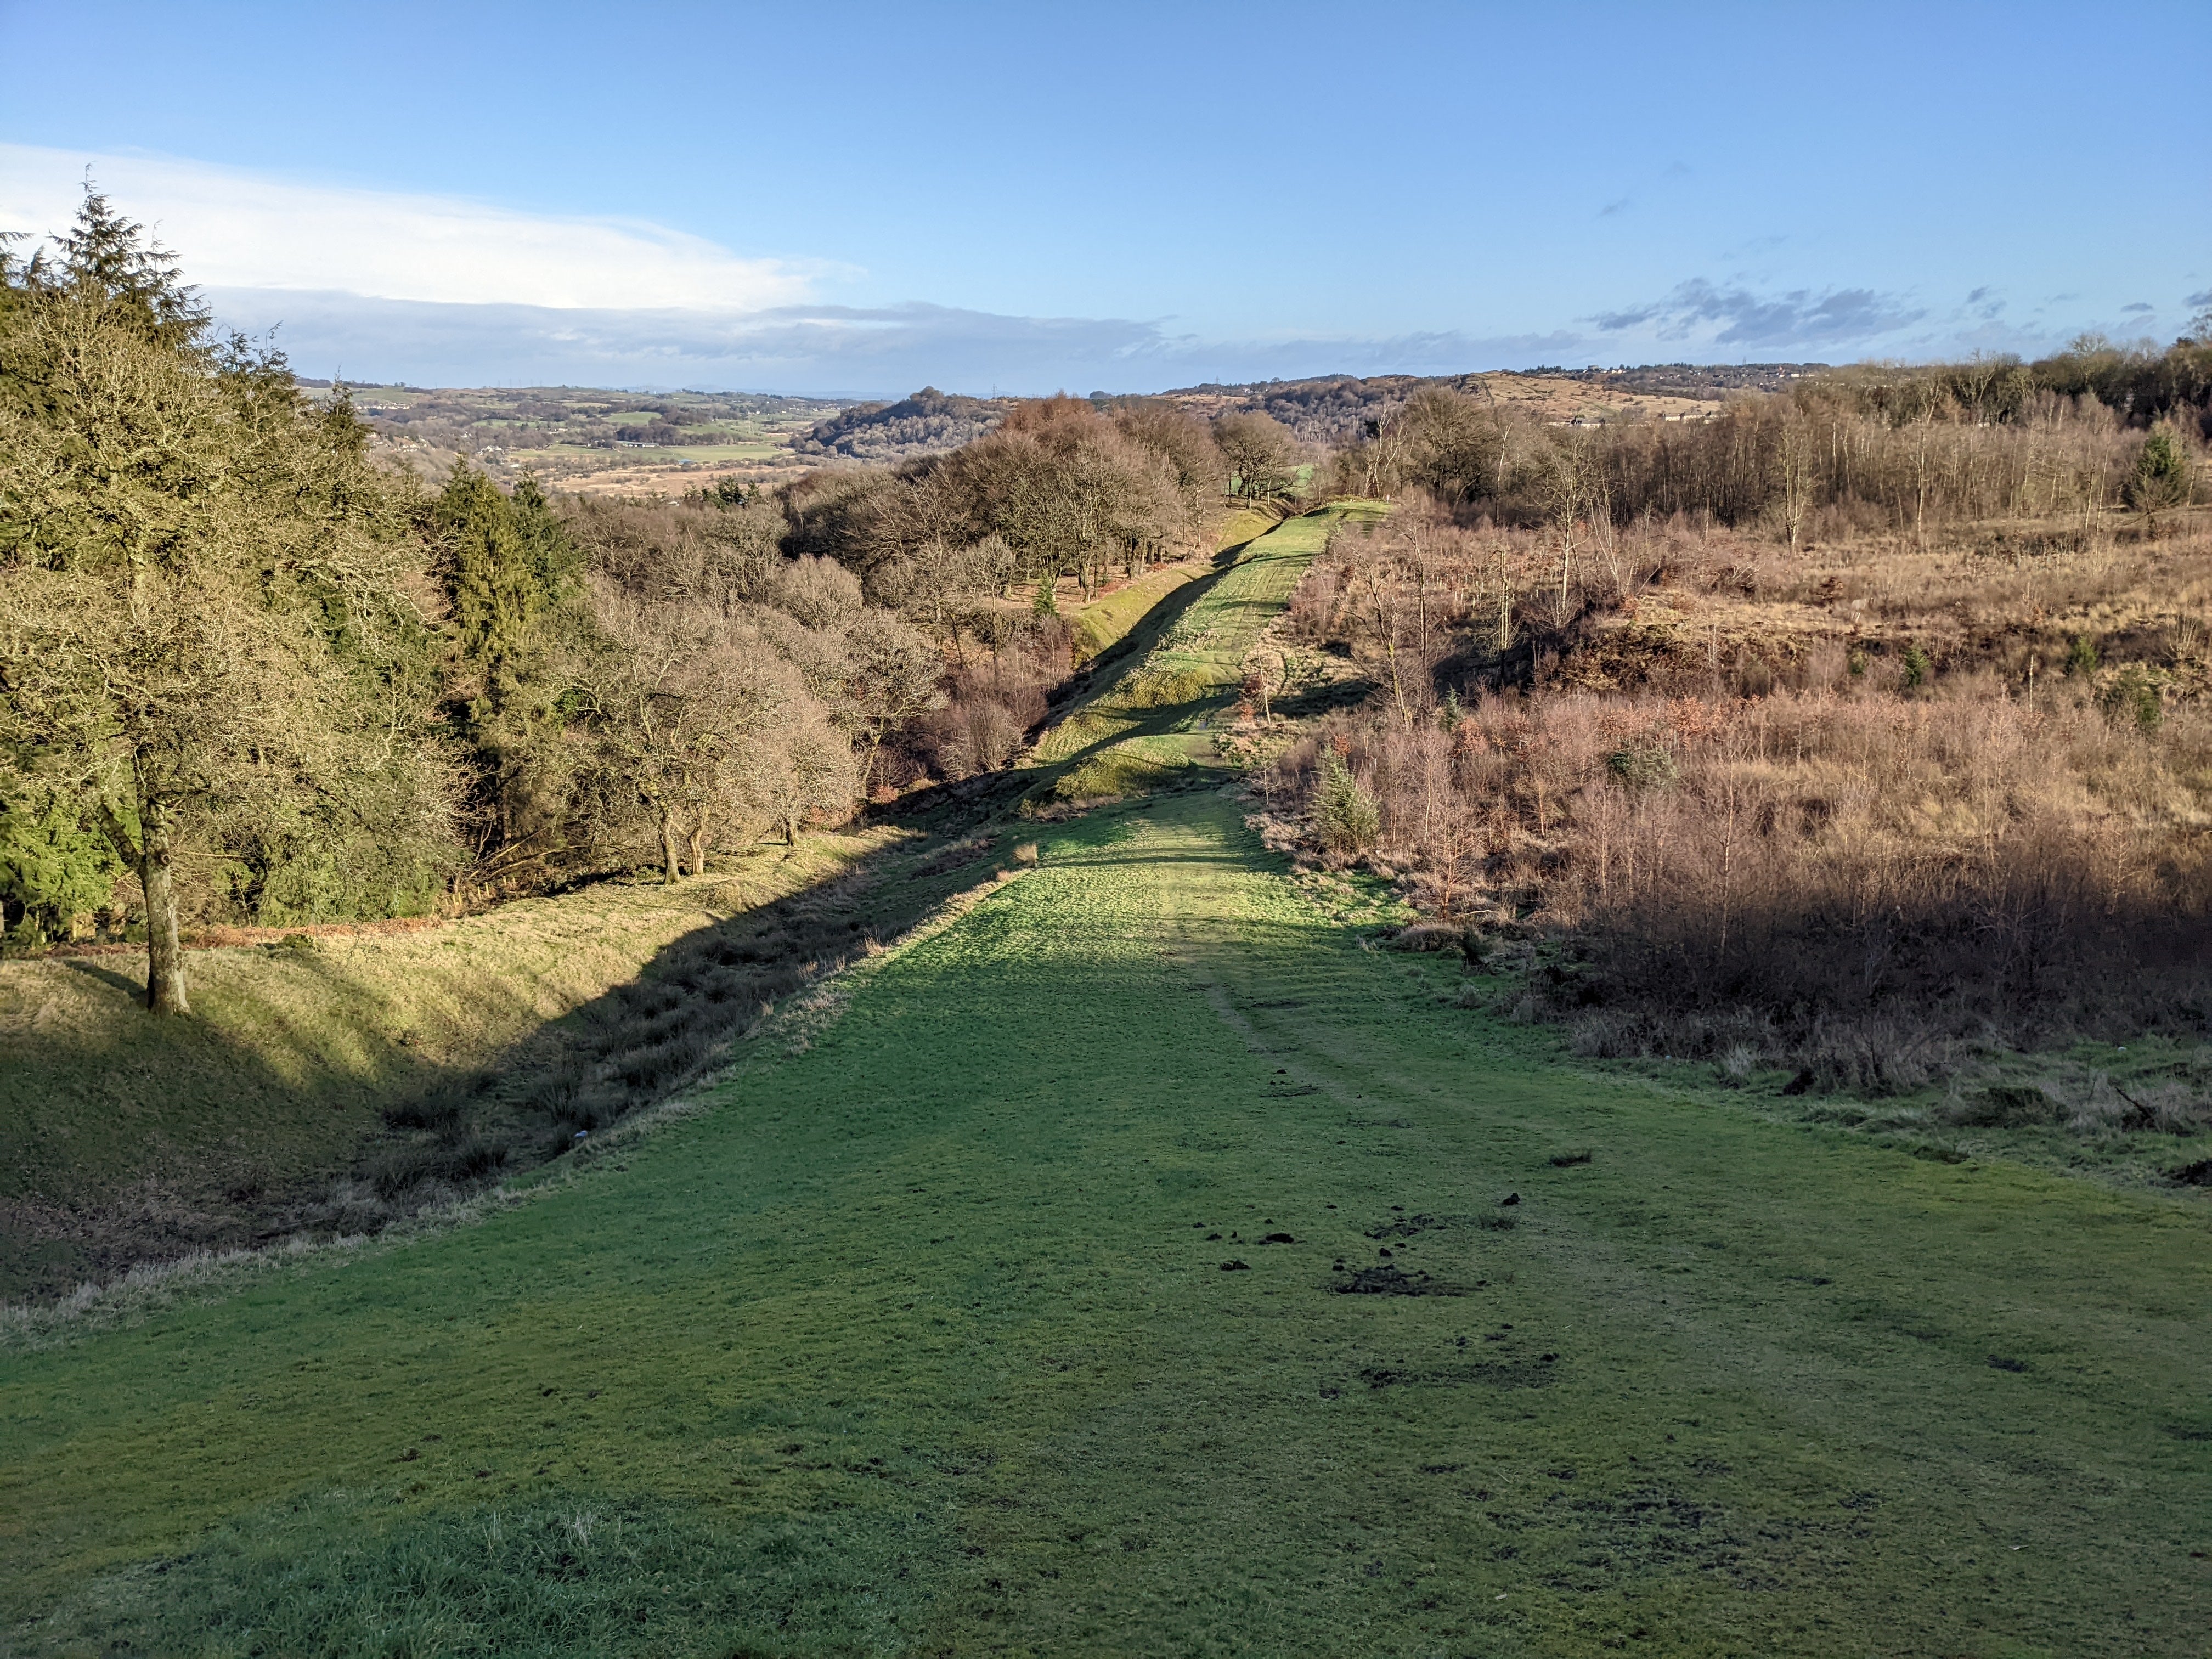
(1564, 1485, 1727, 1573)
(1360, 1356, 1556, 1390)
(1332, 1264, 1459, 1296)
(1364, 1212, 1469, 1239)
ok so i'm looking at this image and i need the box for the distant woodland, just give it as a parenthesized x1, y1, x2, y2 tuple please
(793, 386, 1009, 462)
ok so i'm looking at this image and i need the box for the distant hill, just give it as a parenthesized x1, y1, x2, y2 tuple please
(794, 386, 1009, 462)
(1161, 364, 1830, 444)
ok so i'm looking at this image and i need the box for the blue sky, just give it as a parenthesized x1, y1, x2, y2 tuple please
(3, 1, 2207, 396)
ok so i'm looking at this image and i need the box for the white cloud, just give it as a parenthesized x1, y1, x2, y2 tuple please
(0, 143, 820, 312)
(191, 288, 1599, 397)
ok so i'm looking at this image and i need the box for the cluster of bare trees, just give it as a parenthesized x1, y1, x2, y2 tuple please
(1334, 345, 2209, 548)
(552, 496, 943, 866)
(783, 394, 1288, 601)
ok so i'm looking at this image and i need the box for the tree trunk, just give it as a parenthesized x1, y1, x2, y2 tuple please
(98, 791, 189, 1016)
(687, 817, 709, 877)
(139, 816, 190, 1015)
(658, 805, 682, 884)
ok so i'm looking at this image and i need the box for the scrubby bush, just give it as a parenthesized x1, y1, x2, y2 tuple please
(1314, 753, 1381, 854)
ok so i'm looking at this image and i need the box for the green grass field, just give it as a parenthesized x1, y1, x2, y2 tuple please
(4, 793, 2205, 1655)
(4, 499, 2208, 1656)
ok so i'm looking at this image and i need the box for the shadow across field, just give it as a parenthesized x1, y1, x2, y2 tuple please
(0, 828, 1025, 1303)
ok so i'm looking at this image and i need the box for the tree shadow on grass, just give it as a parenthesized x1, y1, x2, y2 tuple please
(61, 958, 144, 1000)
(0, 826, 1020, 1304)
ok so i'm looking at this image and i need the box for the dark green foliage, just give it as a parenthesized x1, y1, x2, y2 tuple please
(2101, 665, 2164, 732)
(49, 187, 207, 349)
(1606, 740, 1678, 789)
(1314, 753, 1380, 853)
(2126, 427, 2193, 523)
(0, 791, 117, 944)
(1900, 644, 1931, 690)
(2064, 634, 2101, 677)
(436, 466, 579, 720)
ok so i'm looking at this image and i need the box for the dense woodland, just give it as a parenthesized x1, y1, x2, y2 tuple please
(792, 385, 1008, 461)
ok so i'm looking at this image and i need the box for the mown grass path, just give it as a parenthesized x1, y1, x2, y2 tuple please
(1032, 506, 1384, 793)
(4, 794, 2207, 1656)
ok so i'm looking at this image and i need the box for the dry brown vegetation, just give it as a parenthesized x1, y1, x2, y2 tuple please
(1257, 352, 2212, 1090)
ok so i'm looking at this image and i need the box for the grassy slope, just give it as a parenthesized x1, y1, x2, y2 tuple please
(1064, 506, 1285, 667)
(0, 834, 893, 1299)
(4, 793, 2207, 1657)
(1066, 564, 1203, 664)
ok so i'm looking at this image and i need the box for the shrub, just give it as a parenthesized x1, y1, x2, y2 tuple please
(2101, 665, 2163, 731)
(2126, 428, 2193, 526)
(1606, 740, 1678, 790)
(1314, 754, 1380, 854)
